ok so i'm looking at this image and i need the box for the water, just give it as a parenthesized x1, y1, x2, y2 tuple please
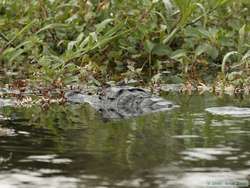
(0, 93, 249, 188)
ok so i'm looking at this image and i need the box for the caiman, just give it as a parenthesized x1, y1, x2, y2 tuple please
(65, 86, 177, 119)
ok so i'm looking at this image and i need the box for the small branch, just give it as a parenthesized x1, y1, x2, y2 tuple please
(186, 5, 220, 27)
(164, 4, 222, 44)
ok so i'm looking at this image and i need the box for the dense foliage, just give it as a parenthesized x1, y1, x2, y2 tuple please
(0, 0, 249, 87)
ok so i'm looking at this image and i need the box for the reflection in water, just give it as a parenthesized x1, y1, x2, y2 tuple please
(206, 106, 250, 117)
(181, 147, 239, 161)
(167, 171, 249, 188)
(0, 94, 249, 187)
(0, 171, 79, 188)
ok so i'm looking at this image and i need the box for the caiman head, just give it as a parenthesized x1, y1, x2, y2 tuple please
(65, 87, 177, 119)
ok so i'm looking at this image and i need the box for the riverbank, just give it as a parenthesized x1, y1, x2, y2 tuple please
(0, 1, 249, 88)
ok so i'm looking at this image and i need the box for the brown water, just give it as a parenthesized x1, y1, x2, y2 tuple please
(0, 93, 249, 188)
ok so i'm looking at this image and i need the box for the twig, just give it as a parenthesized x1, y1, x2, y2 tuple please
(164, 4, 223, 44)
(186, 5, 220, 27)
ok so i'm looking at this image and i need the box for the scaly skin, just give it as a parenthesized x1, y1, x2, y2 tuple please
(65, 86, 176, 119)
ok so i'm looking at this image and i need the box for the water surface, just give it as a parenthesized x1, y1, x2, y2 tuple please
(0, 93, 249, 188)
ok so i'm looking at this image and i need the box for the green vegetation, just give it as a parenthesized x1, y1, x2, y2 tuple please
(0, 0, 249, 88)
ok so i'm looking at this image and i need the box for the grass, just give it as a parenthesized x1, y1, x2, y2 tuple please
(0, 0, 249, 89)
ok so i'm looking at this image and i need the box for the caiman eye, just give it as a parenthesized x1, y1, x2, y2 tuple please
(128, 88, 145, 93)
(108, 97, 116, 101)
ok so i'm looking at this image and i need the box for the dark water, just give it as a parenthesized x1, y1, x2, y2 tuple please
(0, 93, 250, 188)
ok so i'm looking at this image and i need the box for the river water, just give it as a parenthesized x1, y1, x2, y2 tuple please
(0, 93, 249, 188)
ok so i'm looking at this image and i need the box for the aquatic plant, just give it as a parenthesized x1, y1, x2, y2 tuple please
(0, 0, 249, 87)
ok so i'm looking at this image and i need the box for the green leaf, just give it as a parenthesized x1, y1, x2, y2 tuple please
(170, 49, 187, 60)
(221, 51, 240, 74)
(9, 49, 25, 62)
(152, 44, 172, 56)
(173, 0, 195, 26)
(242, 50, 250, 61)
(144, 40, 155, 53)
(238, 24, 246, 53)
(195, 3, 207, 27)
(195, 43, 218, 59)
(36, 23, 69, 34)
(95, 19, 114, 33)
(7, 20, 36, 46)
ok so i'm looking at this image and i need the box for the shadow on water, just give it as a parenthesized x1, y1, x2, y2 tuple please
(0, 93, 249, 187)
